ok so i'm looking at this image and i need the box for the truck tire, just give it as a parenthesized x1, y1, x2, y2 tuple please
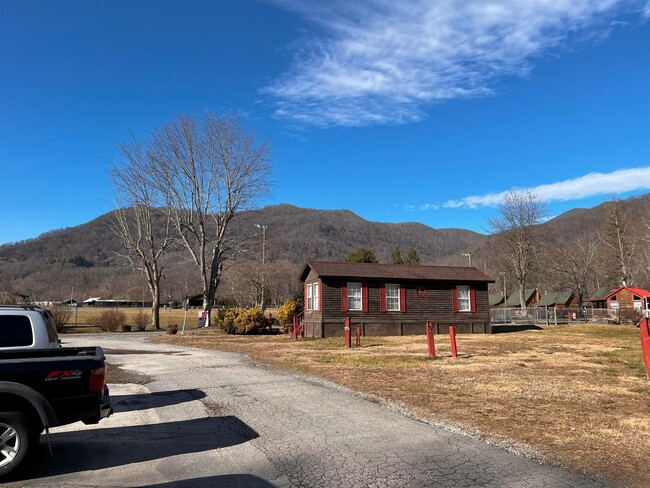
(0, 412, 31, 477)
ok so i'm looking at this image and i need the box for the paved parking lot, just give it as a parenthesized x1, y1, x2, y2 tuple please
(6, 333, 609, 487)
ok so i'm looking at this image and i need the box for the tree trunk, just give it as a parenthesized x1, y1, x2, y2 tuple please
(519, 287, 526, 310)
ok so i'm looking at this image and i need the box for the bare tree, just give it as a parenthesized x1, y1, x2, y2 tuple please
(600, 197, 636, 285)
(150, 114, 272, 324)
(549, 236, 600, 309)
(110, 138, 174, 329)
(488, 190, 547, 309)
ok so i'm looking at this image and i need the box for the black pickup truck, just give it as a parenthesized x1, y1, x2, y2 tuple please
(0, 307, 112, 477)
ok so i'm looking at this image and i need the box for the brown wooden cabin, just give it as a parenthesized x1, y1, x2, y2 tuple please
(504, 288, 540, 308)
(299, 261, 494, 338)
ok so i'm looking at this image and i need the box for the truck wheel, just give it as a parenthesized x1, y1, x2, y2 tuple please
(0, 412, 31, 477)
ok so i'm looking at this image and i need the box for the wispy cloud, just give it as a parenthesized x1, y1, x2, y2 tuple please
(437, 166, 650, 209)
(265, 0, 643, 127)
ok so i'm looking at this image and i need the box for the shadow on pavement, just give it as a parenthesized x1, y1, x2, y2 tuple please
(491, 324, 543, 333)
(143, 474, 275, 487)
(111, 389, 207, 412)
(14, 416, 258, 481)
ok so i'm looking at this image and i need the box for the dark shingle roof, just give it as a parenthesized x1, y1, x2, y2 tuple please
(505, 288, 537, 307)
(588, 287, 613, 301)
(538, 291, 573, 307)
(489, 293, 505, 306)
(300, 261, 494, 283)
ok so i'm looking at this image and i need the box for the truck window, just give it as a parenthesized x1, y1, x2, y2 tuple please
(0, 315, 34, 347)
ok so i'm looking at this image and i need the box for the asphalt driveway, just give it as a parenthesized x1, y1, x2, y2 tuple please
(5, 333, 609, 487)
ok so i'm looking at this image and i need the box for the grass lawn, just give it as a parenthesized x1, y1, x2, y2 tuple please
(155, 323, 649, 488)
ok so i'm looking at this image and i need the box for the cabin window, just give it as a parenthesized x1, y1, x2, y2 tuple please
(307, 283, 319, 311)
(348, 282, 362, 311)
(633, 295, 642, 312)
(386, 284, 400, 311)
(457, 285, 471, 312)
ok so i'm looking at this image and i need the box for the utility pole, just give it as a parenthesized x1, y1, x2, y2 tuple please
(70, 283, 78, 326)
(255, 224, 267, 311)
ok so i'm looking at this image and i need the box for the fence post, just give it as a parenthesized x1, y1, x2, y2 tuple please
(426, 321, 435, 357)
(344, 317, 351, 348)
(449, 326, 458, 358)
(355, 327, 361, 347)
(293, 315, 298, 341)
(639, 317, 650, 380)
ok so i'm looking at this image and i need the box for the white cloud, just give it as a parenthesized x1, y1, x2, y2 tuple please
(265, 0, 643, 127)
(438, 166, 650, 209)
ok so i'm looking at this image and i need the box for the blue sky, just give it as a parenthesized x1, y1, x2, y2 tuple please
(0, 0, 648, 244)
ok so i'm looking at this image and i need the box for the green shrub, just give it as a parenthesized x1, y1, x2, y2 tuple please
(217, 307, 265, 334)
(88, 310, 127, 332)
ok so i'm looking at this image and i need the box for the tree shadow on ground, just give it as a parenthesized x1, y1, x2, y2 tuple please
(491, 324, 543, 333)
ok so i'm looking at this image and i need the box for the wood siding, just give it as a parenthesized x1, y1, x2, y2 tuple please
(302, 278, 491, 338)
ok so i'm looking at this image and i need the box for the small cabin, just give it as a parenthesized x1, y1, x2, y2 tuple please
(587, 286, 650, 317)
(299, 261, 494, 338)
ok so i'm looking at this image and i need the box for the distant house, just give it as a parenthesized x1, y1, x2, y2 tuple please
(489, 293, 506, 308)
(299, 261, 494, 337)
(505, 288, 540, 308)
(537, 291, 577, 309)
(587, 285, 650, 317)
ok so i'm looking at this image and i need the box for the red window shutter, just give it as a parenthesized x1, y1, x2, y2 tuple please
(452, 287, 459, 313)
(362, 282, 369, 312)
(341, 283, 348, 312)
(318, 281, 322, 312)
(379, 283, 387, 313)
(470, 285, 476, 313)
(400, 285, 406, 313)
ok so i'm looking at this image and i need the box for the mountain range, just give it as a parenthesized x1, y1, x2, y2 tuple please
(0, 194, 648, 302)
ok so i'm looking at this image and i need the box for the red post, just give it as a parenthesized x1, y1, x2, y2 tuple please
(356, 327, 361, 347)
(639, 317, 650, 380)
(449, 326, 458, 358)
(344, 317, 351, 348)
(426, 321, 435, 357)
(293, 315, 298, 341)
(300, 324, 305, 341)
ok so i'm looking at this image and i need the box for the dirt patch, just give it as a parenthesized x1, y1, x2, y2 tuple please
(106, 362, 152, 385)
(154, 324, 649, 488)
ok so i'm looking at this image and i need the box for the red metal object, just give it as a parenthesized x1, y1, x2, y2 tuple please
(293, 315, 298, 341)
(639, 317, 650, 380)
(356, 327, 361, 347)
(449, 326, 458, 358)
(344, 317, 351, 348)
(426, 321, 435, 357)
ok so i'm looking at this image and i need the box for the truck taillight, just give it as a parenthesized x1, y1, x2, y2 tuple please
(89, 366, 106, 393)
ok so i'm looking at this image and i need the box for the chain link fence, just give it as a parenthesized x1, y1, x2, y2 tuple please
(490, 307, 620, 326)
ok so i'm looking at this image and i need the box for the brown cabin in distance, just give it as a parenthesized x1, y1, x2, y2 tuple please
(299, 261, 495, 338)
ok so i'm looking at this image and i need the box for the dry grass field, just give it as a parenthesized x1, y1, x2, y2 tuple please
(63, 307, 205, 330)
(155, 323, 649, 488)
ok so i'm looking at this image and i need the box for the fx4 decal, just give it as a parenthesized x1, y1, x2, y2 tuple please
(45, 370, 84, 381)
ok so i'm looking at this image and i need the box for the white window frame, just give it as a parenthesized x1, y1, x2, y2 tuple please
(313, 282, 319, 311)
(307, 284, 313, 311)
(347, 282, 362, 311)
(457, 285, 471, 312)
(386, 283, 400, 312)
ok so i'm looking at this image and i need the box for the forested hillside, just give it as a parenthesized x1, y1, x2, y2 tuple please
(0, 195, 648, 305)
(0, 204, 483, 303)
